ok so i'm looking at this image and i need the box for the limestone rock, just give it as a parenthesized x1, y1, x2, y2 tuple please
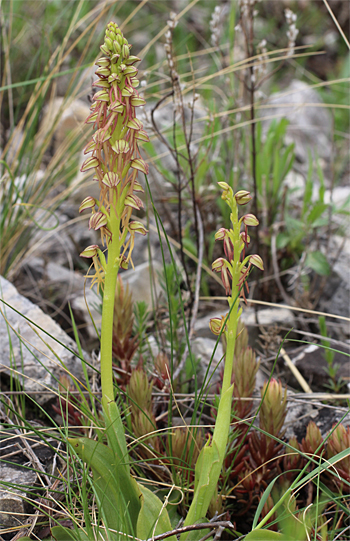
(0, 465, 36, 528)
(120, 260, 164, 308)
(261, 80, 332, 165)
(0, 276, 85, 404)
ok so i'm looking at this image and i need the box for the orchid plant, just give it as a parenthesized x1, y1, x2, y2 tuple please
(53, 22, 263, 541)
(58, 22, 176, 541)
(180, 183, 263, 538)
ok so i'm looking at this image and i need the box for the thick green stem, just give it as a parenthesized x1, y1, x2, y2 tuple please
(181, 196, 244, 537)
(100, 211, 121, 411)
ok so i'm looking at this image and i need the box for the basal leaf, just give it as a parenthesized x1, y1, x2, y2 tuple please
(305, 251, 330, 276)
(244, 530, 285, 540)
(68, 438, 141, 535)
(136, 483, 177, 541)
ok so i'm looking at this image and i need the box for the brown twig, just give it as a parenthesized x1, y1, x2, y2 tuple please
(145, 520, 235, 541)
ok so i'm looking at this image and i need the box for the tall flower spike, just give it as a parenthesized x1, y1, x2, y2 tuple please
(80, 21, 149, 275)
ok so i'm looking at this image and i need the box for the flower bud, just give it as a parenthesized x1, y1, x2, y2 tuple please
(217, 181, 230, 191)
(125, 55, 141, 65)
(89, 212, 108, 231)
(122, 87, 134, 97)
(105, 37, 114, 51)
(95, 57, 111, 67)
(242, 214, 259, 227)
(235, 190, 252, 205)
(80, 157, 99, 172)
(212, 257, 225, 272)
(130, 158, 149, 174)
(127, 118, 143, 130)
(135, 130, 150, 142)
(214, 227, 229, 241)
(129, 221, 148, 235)
(130, 96, 146, 107)
(100, 44, 110, 56)
(250, 254, 264, 271)
(80, 245, 99, 258)
(113, 40, 121, 54)
(93, 90, 110, 102)
(124, 194, 143, 210)
(102, 172, 119, 188)
(79, 196, 96, 213)
(209, 315, 227, 336)
(260, 379, 287, 437)
(112, 140, 130, 154)
(122, 43, 130, 59)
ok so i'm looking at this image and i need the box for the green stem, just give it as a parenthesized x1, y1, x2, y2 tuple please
(100, 216, 121, 411)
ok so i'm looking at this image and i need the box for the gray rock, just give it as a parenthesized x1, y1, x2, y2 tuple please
(261, 80, 332, 166)
(18, 257, 102, 342)
(192, 337, 224, 392)
(0, 465, 36, 527)
(284, 395, 350, 441)
(319, 235, 350, 324)
(27, 204, 99, 270)
(120, 260, 164, 308)
(0, 276, 85, 404)
(293, 343, 350, 390)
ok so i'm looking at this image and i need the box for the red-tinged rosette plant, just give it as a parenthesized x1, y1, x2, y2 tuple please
(64, 22, 177, 541)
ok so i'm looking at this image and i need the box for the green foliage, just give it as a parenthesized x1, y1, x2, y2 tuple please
(255, 119, 295, 226)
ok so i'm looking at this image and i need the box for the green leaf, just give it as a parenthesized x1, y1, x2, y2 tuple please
(305, 251, 330, 276)
(103, 400, 130, 474)
(51, 526, 80, 540)
(252, 476, 278, 529)
(276, 232, 290, 250)
(181, 439, 221, 538)
(306, 202, 328, 224)
(136, 483, 177, 541)
(68, 438, 141, 536)
(244, 530, 285, 540)
(51, 525, 116, 541)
